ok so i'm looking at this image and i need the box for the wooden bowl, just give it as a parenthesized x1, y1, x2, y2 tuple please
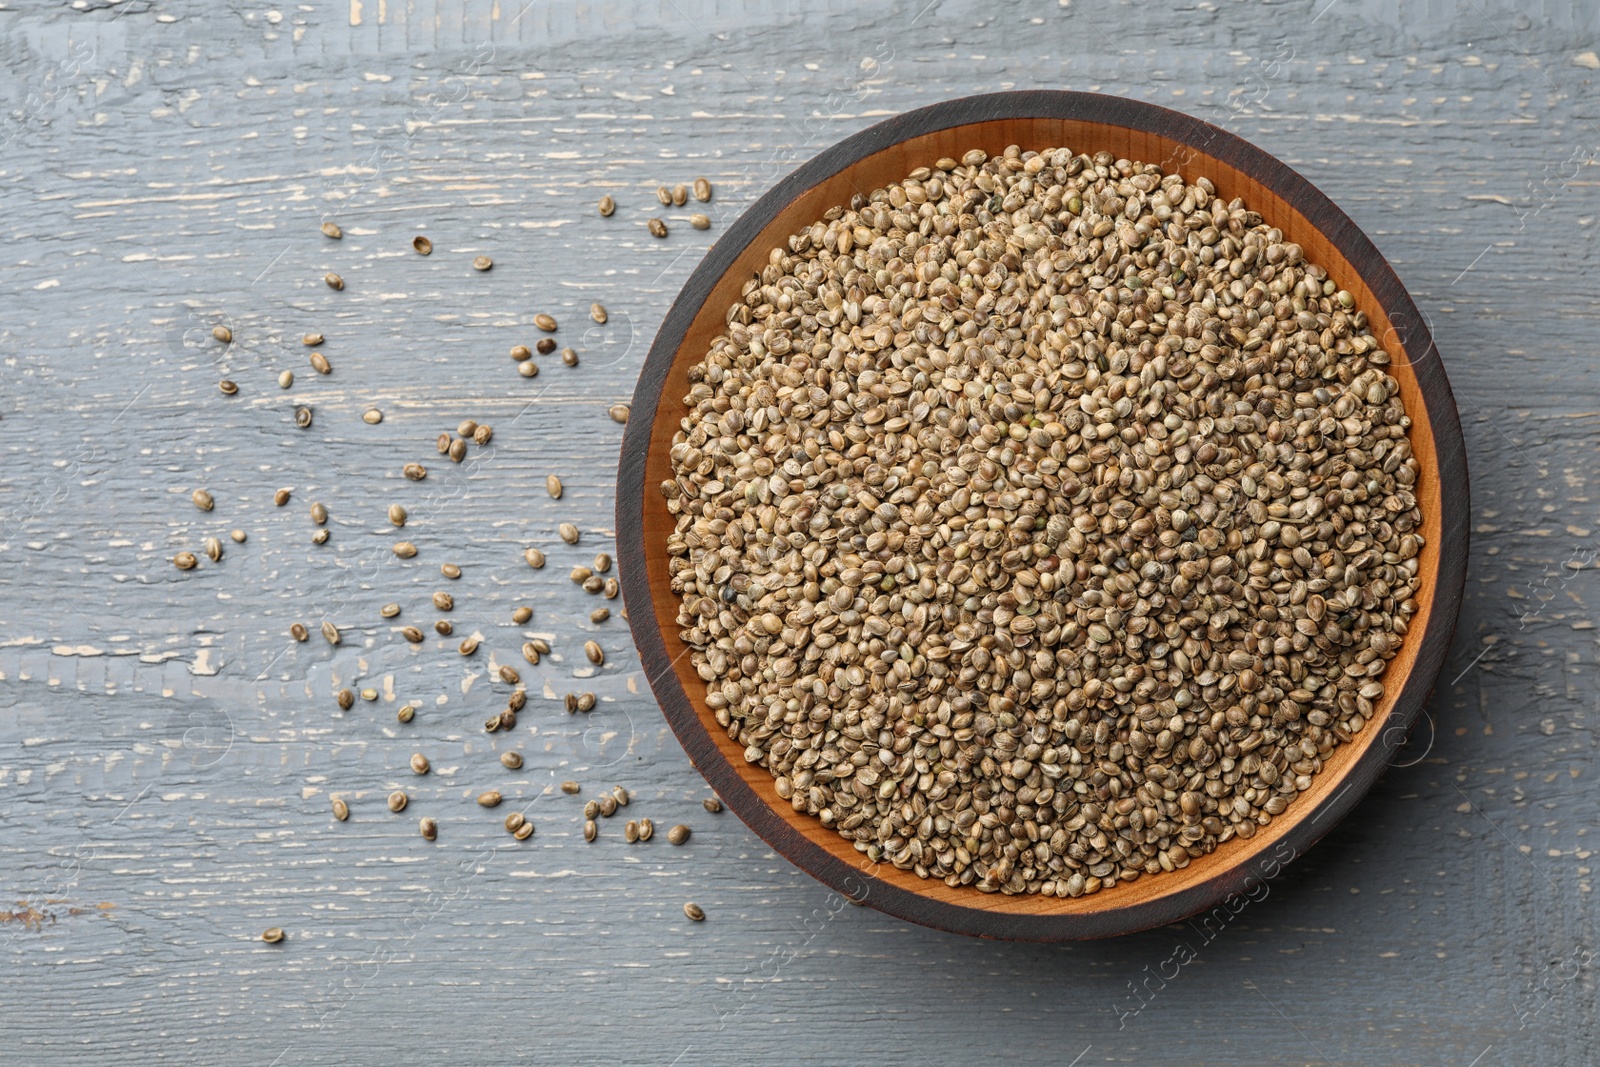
(617, 91, 1468, 940)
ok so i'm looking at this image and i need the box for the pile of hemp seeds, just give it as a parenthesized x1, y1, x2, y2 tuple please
(664, 145, 1423, 899)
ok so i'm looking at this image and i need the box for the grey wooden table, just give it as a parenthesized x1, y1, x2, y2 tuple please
(1, 0, 1596, 1063)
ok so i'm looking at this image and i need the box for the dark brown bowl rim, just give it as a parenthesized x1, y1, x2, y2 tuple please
(617, 90, 1469, 940)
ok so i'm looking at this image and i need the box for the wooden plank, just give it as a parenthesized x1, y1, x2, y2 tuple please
(0, 0, 1595, 1062)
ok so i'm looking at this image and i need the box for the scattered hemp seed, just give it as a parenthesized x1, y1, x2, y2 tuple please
(534, 313, 558, 332)
(472, 255, 492, 271)
(693, 177, 712, 202)
(584, 641, 604, 666)
(593, 553, 612, 573)
(637, 818, 654, 842)
(219, 379, 238, 396)
(401, 626, 424, 644)
(608, 404, 630, 424)
(590, 303, 608, 325)
(683, 903, 705, 922)
(320, 621, 340, 646)
(213, 325, 232, 343)
(410, 753, 431, 775)
(363, 409, 383, 424)
(321, 221, 342, 239)
(310, 529, 329, 545)
(274, 489, 292, 507)
(558, 523, 580, 544)
(310, 502, 328, 525)
(381, 603, 401, 619)
(504, 812, 526, 833)
(397, 704, 417, 723)
(294, 406, 313, 429)
(647, 218, 667, 238)
(302, 332, 324, 347)
(413, 235, 432, 255)
(309, 351, 332, 375)
(501, 752, 524, 770)
(546, 474, 564, 499)
(387, 790, 408, 813)
(561, 347, 579, 366)
(389, 504, 408, 527)
(521, 641, 542, 666)
(457, 420, 478, 437)
(473, 425, 493, 446)
(331, 797, 350, 820)
(598, 195, 616, 217)
(583, 800, 600, 818)
(419, 817, 437, 841)
(671, 184, 688, 207)
(560, 780, 581, 795)
(689, 213, 711, 230)
(512, 606, 533, 624)
(702, 797, 722, 814)
(436, 433, 451, 455)
(584, 820, 598, 841)
(290, 623, 309, 642)
(204, 537, 223, 563)
(392, 541, 418, 559)
(576, 692, 596, 713)
(174, 552, 198, 571)
(279, 371, 294, 389)
(229, 529, 247, 543)
(192, 488, 215, 512)
(513, 821, 534, 840)
(518, 361, 540, 378)
(324, 272, 344, 290)
(432, 591, 453, 611)
(536, 338, 557, 355)
(458, 636, 479, 656)
(655, 185, 672, 206)
(335, 689, 354, 711)
(511, 345, 532, 362)
(434, 620, 453, 637)
(477, 791, 503, 808)
(440, 562, 461, 579)
(261, 927, 286, 943)
(624, 820, 639, 843)
(403, 463, 427, 481)
(590, 608, 610, 624)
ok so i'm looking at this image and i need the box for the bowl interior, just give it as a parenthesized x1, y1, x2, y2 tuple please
(634, 110, 1446, 931)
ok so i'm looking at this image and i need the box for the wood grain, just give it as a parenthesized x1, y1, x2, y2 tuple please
(0, 0, 1594, 1062)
